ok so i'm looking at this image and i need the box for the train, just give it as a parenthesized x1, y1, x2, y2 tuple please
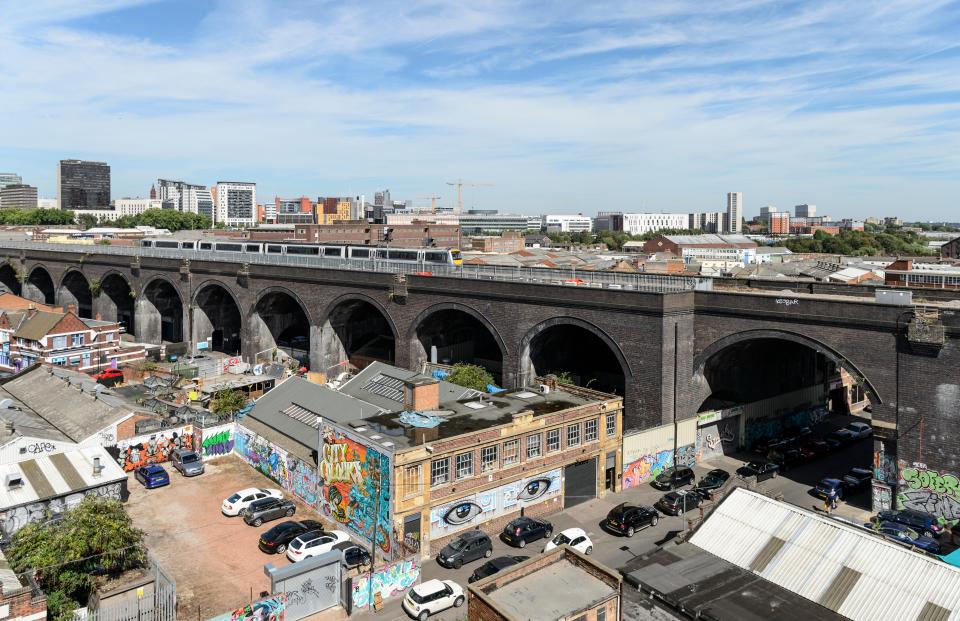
(139, 238, 463, 266)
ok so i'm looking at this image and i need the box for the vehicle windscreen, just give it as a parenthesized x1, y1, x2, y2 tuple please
(553, 533, 571, 545)
(228, 493, 241, 502)
(409, 591, 427, 604)
(449, 538, 467, 551)
(182, 454, 199, 463)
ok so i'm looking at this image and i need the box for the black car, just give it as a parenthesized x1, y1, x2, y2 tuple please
(650, 466, 695, 490)
(767, 447, 804, 472)
(258, 520, 324, 554)
(693, 469, 730, 499)
(468, 556, 528, 583)
(736, 461, 779, 482)
(242, 497, 297, 526)
(501, 517, 552, 548)
(824, 429, 856, 450)
(332, 541, 372, 569)
(436, 530, 493, 569)
(655, 490, 703, 516)
(841, 467, 873, 493)
(605, 503, 659, 537)
(752, 436, 785, 454)
(873, 509, 945, 539)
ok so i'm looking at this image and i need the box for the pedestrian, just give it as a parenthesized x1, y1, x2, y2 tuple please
(825, 488, 836, 514)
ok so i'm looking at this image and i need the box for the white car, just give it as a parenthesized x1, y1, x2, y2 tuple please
(286, 530, 350, 562)
(402, 579, 464, 620)
(846, 421, 873, 440)
(221, 488, 283, 516)
(543, 527, 594, 555)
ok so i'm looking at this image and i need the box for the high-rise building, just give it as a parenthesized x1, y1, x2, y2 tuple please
(758, 206, 775, 223)
(0, 173, 22, 189)
(215, 182, 256, 227)
(770, 212, 790, 235)
(156, 179, 213, 221)
(269, 197, 314, 224)
(58, 160, 111, 210)
(726, 192, 742, 233)
(0, 184, 38, 210)
(374, 189, 391, 207)
(689, 211, 725, 233)
(795, 203, 816, 218)
(542, 214, 593, 233)
(622, 213, 688, 236)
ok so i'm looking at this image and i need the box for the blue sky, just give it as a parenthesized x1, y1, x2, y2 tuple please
(1, 0, 959, 219)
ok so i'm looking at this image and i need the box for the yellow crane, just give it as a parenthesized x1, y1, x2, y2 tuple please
(416, 195, 443, 213)
(446, 179, 493, 213)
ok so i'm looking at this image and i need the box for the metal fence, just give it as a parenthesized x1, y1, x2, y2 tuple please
(78, 552, 177, 621)
(0, 240, 711, 293)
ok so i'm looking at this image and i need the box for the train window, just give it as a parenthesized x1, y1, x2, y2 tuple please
(350, 248, 370, 258)
(424, 251, 446, 262)
(216, 243, 243, 252)
(181, 242, 195, 249)
(266, 245, 284, 254)
(286, 245, 319, 255)
(155, 241, 180, 249)
(387, 250, 418, 261)
(199, 242, 213, 250)
(245, 244, 261, 252)
(141, 240, 154, 247)
(323, 247, 342, 257)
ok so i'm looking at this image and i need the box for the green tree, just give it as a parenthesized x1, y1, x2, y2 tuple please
(210, 388, 247, 415)
(445, 363, 494, 392)
(77, 213, 99, 230)
(8, 496, 146, 621)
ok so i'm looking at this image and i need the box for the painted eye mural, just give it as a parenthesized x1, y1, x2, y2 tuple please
(443, 501, 483, 526)
(518, 477, 553, 502)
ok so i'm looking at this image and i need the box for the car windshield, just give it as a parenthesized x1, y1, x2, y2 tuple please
(228, 493, 241, 502)
(409, 591, 427, 604)
(553, 533, 572, 545)
(182, 454, 199, 463)
(290, 538, 305, 550)
(449, 538, 467, 551)
(745, 462, 763, 470)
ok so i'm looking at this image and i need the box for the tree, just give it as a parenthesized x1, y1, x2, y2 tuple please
(445, 363, 494, 392)
(7, 496, 146, 621)
(210, 388, 247, 415)
(77, 213, 98, 230)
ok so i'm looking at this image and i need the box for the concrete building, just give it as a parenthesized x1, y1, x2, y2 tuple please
(689, 211, 725, 234)
(468, 546, 621, 621)
(114, 198, 162, 217)
(795, 203, 817, 218)
(543, 214, 592, 233)
(214, 182, 256, 227)
(155, 179, 213, 220)
(58, 160, 111, 210)
(0, 174, 22, 189)
(884, 217, 903, 227)
(885, 260, 960, 290)
(469, 232, 525, 254)
(642, 234, 759, 267)
(261, 197, 314, 225)
(622, 213, 688, 236)
(0, 185, 38, 210)
(526, 215, 544, 231)
(770, 212, 790, 235)
(592, 212, 623, 232)
(758, 206, 776, 223)
(726, 192, 742, 233)
(840, 219, 865, 231)
(459, 211, 529, 235)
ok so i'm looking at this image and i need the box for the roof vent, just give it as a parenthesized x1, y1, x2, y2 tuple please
(92, 456, 104, 477)
(0, 398, 12, 409)
(5, 472, 23, 489)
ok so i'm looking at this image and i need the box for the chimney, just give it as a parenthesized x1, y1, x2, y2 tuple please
(67, 304, 77, 315)
(95, 313, 102, 321)
(27, 304, 37, 318)
(403, 377, 439, 412)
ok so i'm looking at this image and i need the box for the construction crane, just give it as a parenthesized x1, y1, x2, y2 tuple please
(446, 179, 493, 214)
(416, 195, 443, 213)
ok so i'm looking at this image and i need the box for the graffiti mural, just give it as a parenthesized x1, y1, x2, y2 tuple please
(0, 482, 123, 536)
(697, 421, 737, 461)
(201, 424, 235, 458)
(743, 408, 818, 451)
(428, 468, 562, 540)
(872, 482, 893, 513)
(622, 444, 696, 489)
(234, 426, 320, 507)
(116, 425, 194, 471)
(873, 442, 897, 484)
(317, 427, 391, 553)
(898, 462, 960, 524)
(230, 594, 285, 621)
(351, 559, 420, 610)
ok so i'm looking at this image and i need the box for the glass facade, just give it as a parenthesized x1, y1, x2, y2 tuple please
(59, 160, 110, 209)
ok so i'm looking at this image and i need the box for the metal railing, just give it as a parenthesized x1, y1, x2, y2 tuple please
(0, 240, 711, 294)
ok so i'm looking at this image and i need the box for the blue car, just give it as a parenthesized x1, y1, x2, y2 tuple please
(814, 478, 844, 500)
(876, 521, 941, 554)
(135, 464, 170, 489)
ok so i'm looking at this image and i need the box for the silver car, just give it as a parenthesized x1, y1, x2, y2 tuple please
(171, 449, 204, 476)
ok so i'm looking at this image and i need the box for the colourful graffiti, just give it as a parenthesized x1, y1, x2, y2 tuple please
(898, 463, 960, 523)
(698, 421, 737, 461)
(234, 426, 320, 507)
(743, 408, 818, 450)
(874, 444, 897, 484)
(201, 426, 235, 458)
(351, 559, 420, 610)
(231, 594, 285, 621)
(287, 455, 319, 506)
(428, 468, 562, 539)
(116, 426, 194, 471)
(622, 444, 695, 489)
(317, 427, 391, 553)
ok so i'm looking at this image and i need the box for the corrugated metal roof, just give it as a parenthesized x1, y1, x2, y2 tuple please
(690, 488, 960, 621)
(0, 444, 126, 508)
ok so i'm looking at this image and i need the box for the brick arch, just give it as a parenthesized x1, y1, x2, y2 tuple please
(24, 265, 56, 304)
(249, 285, 316, 326)
(315, 292, 399, 375)
(406, 302, 510, 381)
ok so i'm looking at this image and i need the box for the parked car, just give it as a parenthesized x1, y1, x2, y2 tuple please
(736, 461, 779, 481)
(92, 368, 124, 386)
(258, 520, 324, 554)
(468, 556, 529, 583)
(845, 421, 873, 440)
(693, 469, 730, 499)
(799, 437, 831, 459)
(436, 530, 493, 569)
(332, 541, 371, 570)
(824, 429, 856, 449)
(655, 490, 703, 516)
(752, 436, 786, 454)
(242, 497, 297, 527)
(767, 447, 804, 472)
(815, 478, 846, 501)
(873, 509, 945, 539)
(781, 426, 813, 443)
(221, 487, 284, 516)
(876, 522, 941, 554)
(286, 530, 350, 562)
(605, 503, 659, 537)
(650, 466, 695, 490)
(170, 449, 204, 477)
(134, 464, 169, 489)
(402, 579, 464, 620)
(841, 467, 873, 493)
(544, 527, 593, 555)
(501, 517, 552, 548)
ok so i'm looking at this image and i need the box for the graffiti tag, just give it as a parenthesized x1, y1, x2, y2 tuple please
(901, 467, 960, 500)
(351, 560, 420, 610)
(230, 594, 285, 621)
(775, 298, 799, 306)
(25, 442, 57, 454)
(201, 428, 234, 457)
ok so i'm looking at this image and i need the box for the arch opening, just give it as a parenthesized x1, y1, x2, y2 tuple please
(252, 291, 310, 367)
(193, 284, 241, 355)
(414, 308, 503, 383)
(0, 264, 20, 296)
(520, 322, 626, 395)
(59, 271, 93, 318)
(24, 267, 55, 305)
(320, 299, 394, 375)
(136, 279, 183, 343)
(98, 274, 135, 336)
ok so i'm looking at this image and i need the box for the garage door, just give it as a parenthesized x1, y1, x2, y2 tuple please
(564, 458, 597, 509)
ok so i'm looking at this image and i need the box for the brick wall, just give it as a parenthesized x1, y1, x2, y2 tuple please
(1, 583, 47, 621)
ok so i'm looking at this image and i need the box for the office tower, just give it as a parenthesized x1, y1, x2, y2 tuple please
(215, 182, 256, 227)
(58, 160, 111, 209)
(0, 173, 22, 189)
(0, 184, 38, 209)
(157, 179, 214, 221)
(795, 204, 816, 218)
(726, 192, 742, 233)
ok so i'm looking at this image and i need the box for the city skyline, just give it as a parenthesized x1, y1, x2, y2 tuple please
(1, 1, 958, 218)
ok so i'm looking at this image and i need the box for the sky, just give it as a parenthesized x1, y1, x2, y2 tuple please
(1, 1, 959, 219)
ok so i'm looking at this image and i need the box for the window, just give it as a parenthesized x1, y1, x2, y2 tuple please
(606, 413, 616, 437)
(547, 428, 561, 452)
(481, 445, 498, 472)
(105, 332, 114, 342)
(503, 439, 520, 466)
(430, 458, 449, 487)
(597, 608, 606, 621)
(456, 452, 474, 479)
(71, 334, 83, 346)
(403, 465, 421, 498)
(585, 418, 598, 442)
(52, 336, 67, 349)
(526, 433, 541, 459)
(567, 423, 581, 447)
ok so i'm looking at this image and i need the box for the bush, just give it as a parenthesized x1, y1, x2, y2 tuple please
(445, 363, 494, 392)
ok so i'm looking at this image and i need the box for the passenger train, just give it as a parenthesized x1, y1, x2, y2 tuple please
(139, 238, 463, 266)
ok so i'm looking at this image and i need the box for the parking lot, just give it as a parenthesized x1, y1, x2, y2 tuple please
(124, 456, 329, 619)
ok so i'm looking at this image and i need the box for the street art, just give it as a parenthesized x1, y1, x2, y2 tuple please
(697, 421, 737, 461)
(116, 426, 194, 471)
(287, 455, 319, 506)
(898, 463, 960, 523)
(428, 468, 562, 539)
(201, 425, 235, 458)
(234, 426, 320, 507)
(351, 559, 420, 610)
(872, 482, 893, 513)
(873, 445, 897, 484)
(230, 594, 285, 621)
(622, 444, 696, 489)
(743, 408, 813, 451)
(0, 483, 122, 536)
(317, 427, 391, 553)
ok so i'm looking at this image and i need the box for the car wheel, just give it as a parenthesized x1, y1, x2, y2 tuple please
(418, 611, 429, 621)
(517, 538, 526, 548)
(253, 518, 263, 527)
(454, 559, 462, 569)
(276, 544, 286, 553)
(484, 548, 492, 558)
(626, 526, 635, 538)
(585, 546, 593, 555)
(544, 528, 552, 538)
(454, 596, 465, 608)
(285, 508, 294, 517)
(651, 515, 659, 527)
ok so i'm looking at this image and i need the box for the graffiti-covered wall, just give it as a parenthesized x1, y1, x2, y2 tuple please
(116, 425, 194, 471)
(350, 559, 420, 611)
(317, 426, 391, 554)
(199, 424, 235, 459)
(234, 425, 320, 507)
(897, 460, 960, 525)
(696, 419, 739, 461)
(622, 420, 697, 489)
(428, 468, 562, 540)
(209, 594, 285, 621)
(0, 481, 123, 536)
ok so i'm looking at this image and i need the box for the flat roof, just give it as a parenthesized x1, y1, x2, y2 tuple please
(486, 558, 616, 620)
(0, 444, 127, 510)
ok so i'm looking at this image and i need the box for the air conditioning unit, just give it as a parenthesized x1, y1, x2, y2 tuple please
(5, 473, 23, 489)
(538, 384, 550, 394)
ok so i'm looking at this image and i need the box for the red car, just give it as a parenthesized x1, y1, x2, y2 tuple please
(92, 368, 124, 385)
